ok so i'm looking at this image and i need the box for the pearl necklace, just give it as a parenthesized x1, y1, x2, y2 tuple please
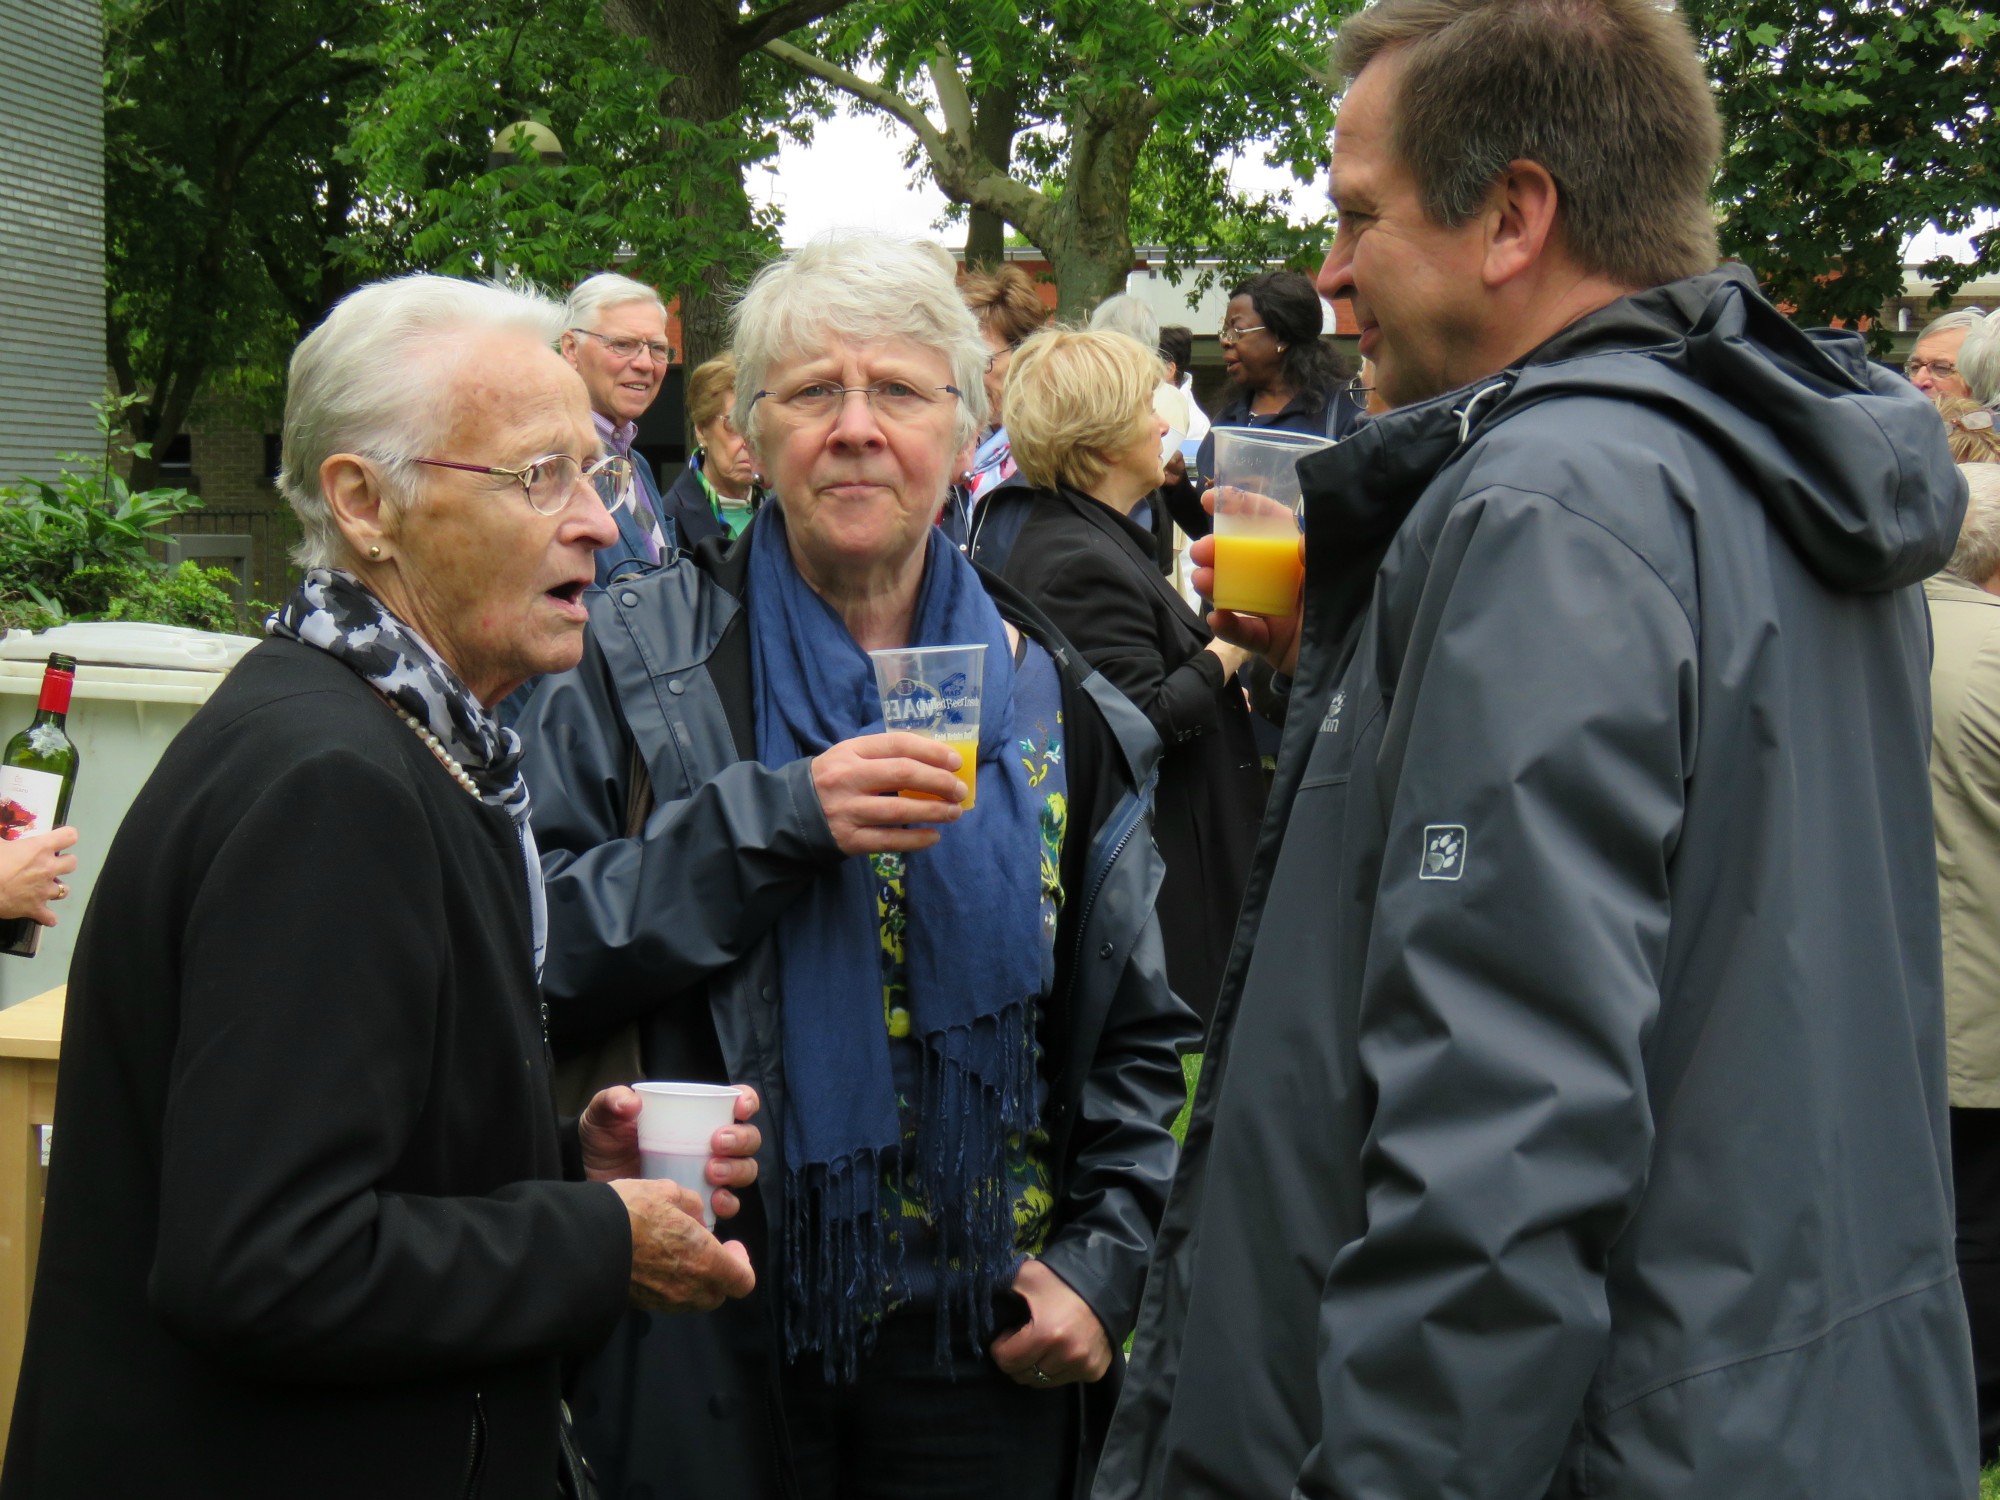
(389, 703, 482, 800)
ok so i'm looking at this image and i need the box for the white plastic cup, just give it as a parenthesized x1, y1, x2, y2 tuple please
(868, 643, 986, 810)
(633, 1081, 741, 1229)
(1209, 427, 1335, 616)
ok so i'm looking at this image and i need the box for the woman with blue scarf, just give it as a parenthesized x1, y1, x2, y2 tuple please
(520, 232, 1197, 1500)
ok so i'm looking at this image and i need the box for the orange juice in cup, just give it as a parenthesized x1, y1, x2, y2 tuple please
(869, 644, 987, 810)
(1212, 529, 1304, 617)
(1209, 427, 1334, 616)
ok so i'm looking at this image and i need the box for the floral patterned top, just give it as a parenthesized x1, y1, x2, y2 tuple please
(871, 638, 1068, 1306)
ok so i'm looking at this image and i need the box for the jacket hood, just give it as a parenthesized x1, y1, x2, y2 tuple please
(1323, 266, 1965, 594)
(1511, 266, 1964, 592)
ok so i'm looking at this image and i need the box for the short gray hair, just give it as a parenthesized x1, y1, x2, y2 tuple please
(1916, 306, 1989, 347)
(278, 275, 566, 569)
(731, 232, 990, 456)
(1089, 293, 1160, 355)
(563, 271, 666, 333)
(1950, 463, 2000, 586)
(1958, 310, 2000, 408)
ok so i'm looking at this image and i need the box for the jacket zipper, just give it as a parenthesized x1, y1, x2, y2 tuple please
(1064, 766, 1158, 995)
(459, 1391, 488, 1500)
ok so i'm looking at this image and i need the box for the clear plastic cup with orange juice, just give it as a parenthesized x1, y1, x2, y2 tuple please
(868, 644, 986, 809)
(1209, 427, 1335, 616)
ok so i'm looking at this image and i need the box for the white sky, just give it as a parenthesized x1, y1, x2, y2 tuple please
(749, 103, 1309, 249)
(754, 100, 1987, 268)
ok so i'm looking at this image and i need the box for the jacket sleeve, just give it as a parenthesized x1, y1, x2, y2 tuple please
(149, 746, 633, 1382)
(1297, 486, 1696, 1500)
(1035, 543, 1228, 746)
(1036, 907, 1195, 1347)
(520, 625, 843, 1038)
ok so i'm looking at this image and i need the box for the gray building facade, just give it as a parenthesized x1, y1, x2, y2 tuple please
(0, 0, 104, 484)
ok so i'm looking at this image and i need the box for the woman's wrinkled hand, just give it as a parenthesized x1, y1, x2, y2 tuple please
(0, 827, 78, 927)
(610, 1178, 756, 1312)
(811, 732, 966, 856)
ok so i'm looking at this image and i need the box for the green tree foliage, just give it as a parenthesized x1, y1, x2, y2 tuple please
(105, 0, 381, 487)
(1685, 0, 1999, 346)
(0, 398, 244, 632)
(768, 1, 1352, 318)
(344, 0, 806, 370)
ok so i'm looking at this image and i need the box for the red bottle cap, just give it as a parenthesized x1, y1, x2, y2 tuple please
(36, 667, 72, 716)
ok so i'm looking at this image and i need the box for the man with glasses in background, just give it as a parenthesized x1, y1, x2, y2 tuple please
(561, 272, 676, 581)
(1907, 307, 1988, 402)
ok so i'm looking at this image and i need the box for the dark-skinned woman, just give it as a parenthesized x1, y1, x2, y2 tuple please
(1161, 269, 1362, 541)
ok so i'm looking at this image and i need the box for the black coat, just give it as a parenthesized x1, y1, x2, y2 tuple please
(517, 528, 1198, 1499)
(659, 456, 730, 551)
(970, 485, 1263, 1028)
(3, 641, 632, 1500)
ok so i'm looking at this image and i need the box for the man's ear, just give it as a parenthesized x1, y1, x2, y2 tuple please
(320, 453, 393, 560)
(1482, 159, 1562, 289)
(558, 330, 582, 368)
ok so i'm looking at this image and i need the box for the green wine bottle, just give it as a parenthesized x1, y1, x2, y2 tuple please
(0, 654, 81, 959)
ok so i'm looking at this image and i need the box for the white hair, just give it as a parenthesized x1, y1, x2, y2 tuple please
(1916, 306, 1990, 346)
(730, 231, 990, 456)
(563, 271, 667, 333)
(1958, 310, 2000, 408)
(1089, 293, 1160, 356)
(1950, 463, 2000, 587)
(278, 275, 566, 569)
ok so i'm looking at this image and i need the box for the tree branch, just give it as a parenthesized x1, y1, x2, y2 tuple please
(763, 38, 949, 159)
(735, 0, 852, 55)
(929, 46, 974, 140)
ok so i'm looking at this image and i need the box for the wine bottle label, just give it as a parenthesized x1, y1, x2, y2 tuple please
(0, 766, 64, 841)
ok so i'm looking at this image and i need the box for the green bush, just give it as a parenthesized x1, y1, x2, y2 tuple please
(0, 395, 263, 633)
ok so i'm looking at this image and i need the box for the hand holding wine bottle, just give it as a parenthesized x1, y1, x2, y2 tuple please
(0, 653, 81, 958)
(0, 825, 77, 926)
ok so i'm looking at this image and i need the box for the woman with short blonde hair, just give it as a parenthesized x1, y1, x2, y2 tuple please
(1006, 328, 1164, 495)
(662, 352, 765, 541)
(969, 325, 1267, 1030)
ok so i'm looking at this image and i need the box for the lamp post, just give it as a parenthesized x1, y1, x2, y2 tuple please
(484, 120, 566, 277)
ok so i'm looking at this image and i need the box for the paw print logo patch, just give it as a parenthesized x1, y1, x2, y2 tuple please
(1420, 824, 1466, 881)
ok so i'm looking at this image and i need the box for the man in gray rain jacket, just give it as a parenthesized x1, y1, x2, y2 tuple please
(1094, 0, 1976, 1496)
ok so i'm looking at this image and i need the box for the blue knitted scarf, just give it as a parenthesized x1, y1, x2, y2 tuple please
(747, 506, 1043, 1379)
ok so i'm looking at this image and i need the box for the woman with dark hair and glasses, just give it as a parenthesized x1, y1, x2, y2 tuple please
(1163, 270, 1362, 541)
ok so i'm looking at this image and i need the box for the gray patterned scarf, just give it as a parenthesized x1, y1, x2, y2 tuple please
(268, 567, 547, 976)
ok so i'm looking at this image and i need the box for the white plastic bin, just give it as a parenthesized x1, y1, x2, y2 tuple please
(0, 622, 260, 1009)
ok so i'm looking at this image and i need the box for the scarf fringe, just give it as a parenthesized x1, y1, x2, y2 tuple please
(784, 999, 1039, 1381)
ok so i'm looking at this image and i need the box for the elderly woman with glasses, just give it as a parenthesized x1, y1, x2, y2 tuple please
(519, 232, 1195, 1500)
(6, 276, 762, 1498)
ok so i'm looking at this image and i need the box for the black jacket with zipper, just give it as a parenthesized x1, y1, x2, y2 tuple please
(2, 641, 634, 1500)
(970, 483, 1264, 1029)
(519, 526, 1197, 1499)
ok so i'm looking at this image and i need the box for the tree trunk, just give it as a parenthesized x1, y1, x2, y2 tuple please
(1040, 95, 1151, 319)
(963, 83, 1020, 271)
(601, 0, 757, 435)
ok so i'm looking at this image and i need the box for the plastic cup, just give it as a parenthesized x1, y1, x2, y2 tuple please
(868, 644, 985, 809)
(1209, 427, 1335, 616)
(634, 1081, 740, 1229)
